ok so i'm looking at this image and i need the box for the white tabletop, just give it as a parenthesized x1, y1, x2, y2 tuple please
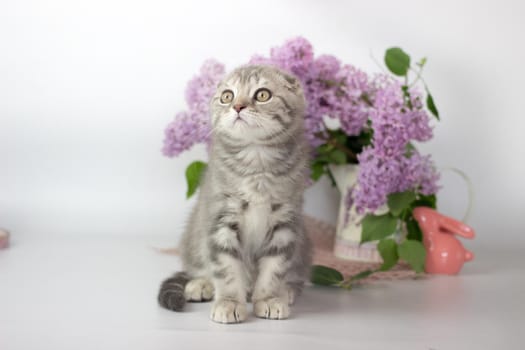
(0, 233, 521, 350)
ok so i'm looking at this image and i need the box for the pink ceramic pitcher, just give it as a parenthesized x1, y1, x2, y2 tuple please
(413, 207, 475, 275)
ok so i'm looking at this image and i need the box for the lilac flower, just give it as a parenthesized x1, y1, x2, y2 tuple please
(353, 147, 440, 213)
(405, 92, 433, 142)
(269, 37, 314, 79)
(367, 76, 433, 158)
(353, 76, 438, 212)
(400, 151, 440, 195)
(185, 59, 225, 107)
(354, 147, 403, 213)
(162, 60, 225, 157)
(301, 55, 342, 146)
(333, 64, 370, 136)
(303, 115, 326, 148)
(303, 56, 341, 119)
(162, 111, 198, 157)
(301, 57, 370, 144)
(309, 55, 341, 80)
(248, 54, 275, 67)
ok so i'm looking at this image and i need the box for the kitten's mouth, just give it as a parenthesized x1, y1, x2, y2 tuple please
(234, 116, 247, 124)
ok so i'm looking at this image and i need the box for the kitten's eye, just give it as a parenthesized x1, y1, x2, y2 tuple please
(254, 88, 272, 102)
(220, 90, 234, 104)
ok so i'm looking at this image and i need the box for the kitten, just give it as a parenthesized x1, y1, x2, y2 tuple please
(158, 65, 311, 323)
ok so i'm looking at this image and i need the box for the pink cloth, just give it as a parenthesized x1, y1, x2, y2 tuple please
(305, 216, 417, 284)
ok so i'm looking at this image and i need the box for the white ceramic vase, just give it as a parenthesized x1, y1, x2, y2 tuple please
(330, 164, 386, 263)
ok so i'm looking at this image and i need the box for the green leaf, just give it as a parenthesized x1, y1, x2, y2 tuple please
(317, 144, 333, 154)
(406, 217, 423, 241)
(314, 155, 331, 163)
(404, 142, 416, 157)
(416, 57, 427, 68)
(185, 161, 207, 198)
(310, 162, 325, 181)
(334, 132, 347, 146)
(358, 128, 373, 145)
(398, 240, 426, 273)
(310, 265, 344, 286)
(377, 239, 399, 271)
(361, 214, 398, 243)
(385, 47, 411, 76)
(426, 93, 440, 120)
(328, 149, 346, 164)
(412, 193, 437, 209)
(387, 191, 417, 217)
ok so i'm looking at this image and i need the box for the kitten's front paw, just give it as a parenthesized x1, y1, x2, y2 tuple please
(253, 297, 290, 320)
(185, 278, 214, 302)
(210, 299, 247, 324)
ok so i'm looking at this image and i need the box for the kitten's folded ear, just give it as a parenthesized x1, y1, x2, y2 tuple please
(279, 72, 302, 92)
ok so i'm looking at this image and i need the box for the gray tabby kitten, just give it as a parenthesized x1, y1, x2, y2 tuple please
(158, 65, 311, 323)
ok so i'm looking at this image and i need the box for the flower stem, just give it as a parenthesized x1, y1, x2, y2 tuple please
(409, 66, 427, 89)
(327, 138, 358, 162)
(360, 93, 374, 107)
(326, 166, 338, 187)
(317, 126, 358, 162)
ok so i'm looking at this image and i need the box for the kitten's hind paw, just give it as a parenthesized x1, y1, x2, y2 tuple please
(253, 297, 290, 320)
(185, 278, 214, 302)
(210, 299, 247, 324)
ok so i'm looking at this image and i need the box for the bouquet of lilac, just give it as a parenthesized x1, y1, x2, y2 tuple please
(162, 37, 441, 286)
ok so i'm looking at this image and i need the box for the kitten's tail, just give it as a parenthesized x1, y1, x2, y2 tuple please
(158, 271, 190, 311)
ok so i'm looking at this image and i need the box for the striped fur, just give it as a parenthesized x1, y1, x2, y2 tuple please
(158, 272, 190, 311)
(158, 66, 311, 323)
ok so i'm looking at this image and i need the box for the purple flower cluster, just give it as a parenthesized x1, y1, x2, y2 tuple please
(352, 75, 438, 213)
(161, 37, 440, 212)
(354, 147, 439, 213)
(368, 77, 432, 157)
(162, 59, 225, 157)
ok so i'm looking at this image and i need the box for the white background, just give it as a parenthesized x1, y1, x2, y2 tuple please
(1, 0, 524, 245)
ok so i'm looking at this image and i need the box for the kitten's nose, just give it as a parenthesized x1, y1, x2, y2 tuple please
(233, 104, 246, 113)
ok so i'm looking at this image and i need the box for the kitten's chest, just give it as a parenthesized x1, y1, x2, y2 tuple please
(241, 200, 271, 249)
(237, 176, 274, 249)
(237, 173, 276, 199)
